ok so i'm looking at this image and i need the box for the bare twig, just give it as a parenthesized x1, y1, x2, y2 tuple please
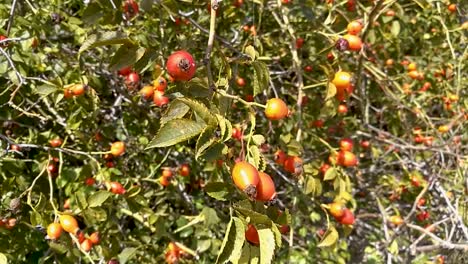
(406, 223, 468, 251)
(6, 0, 19, 35)
(205, 1, 218, 93)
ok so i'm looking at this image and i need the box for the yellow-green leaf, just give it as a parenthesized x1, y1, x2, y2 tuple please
(147, 119, 206, 149)
(317, 226, 339, 248)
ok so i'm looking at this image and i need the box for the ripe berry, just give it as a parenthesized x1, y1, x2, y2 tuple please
(255, 172, 276, 202)
(59, 214, 79, 234)
(274, 150, 287, 166)
(336, 150, 357, 167)
(10, 144, 20, 151)
(339, 138, 354, 151)
(110, 141, 125, 157)
(166, 50, 196, 81)
(5, 218, 17, 229)
(408, 70, 420, 80)
(47, 223, 63, 240)
(153, 76, 168, 92)
(165, 242, 180, 264)
(360, 140, 370, 148)
(159, 176, 171, 187)
(385, 10, 396, 16)
(179, 164, 190, 177)
(245, 94, 254, 102)
(347, 20, 363, 35)
(76, 231, 85, 243)
(236, 77, 246, 87)
(279, 224, 290, 234)
(0, 35, 8, 48)
(231, 161, 260, 198)
(125, 72, 140, 89)
(389, 215, 404, 226)
(123, 0, 139, 19)
(312, 119, 325, 128)
(162, 168, 173, 178)
(319, 163, 331, 175)
(265, 98, 289, 120)
(153, 90, 170, 107)
(85, 177, 96, 186)
(233, 0, 244, 8)
(328, 202, 346, 219)
(245, 224, 260, 245)
(139, 86, 154, 99)
(71, 84, 86, 96)
(304, 65, 313, 72)
(438, 125, 449, 133)
(417, 198, 426, 207)
(295, 38, 304, 49)
(64, 88, 73, 99)
(110, 181, 126, 195)
(49, 138, 63, 148)
(283, 156, 303, 175)
(89, 232, 100, 245)
(447, 4, 456, 13)
(338, 208, 355, 225)
(337, 104, 348, 114)
(63, 198, 71, 210)
(81, 238, 93, 252)
(48, 164, 58, 174)
(343, 34, 363, 51)
(232, 127, 243, 141)
(118, 66, 132, 76)
(416, 211, 430, 222)
(332, 71, 353, 101)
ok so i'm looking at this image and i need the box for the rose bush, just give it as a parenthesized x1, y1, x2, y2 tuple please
(0, 0, 466, 263)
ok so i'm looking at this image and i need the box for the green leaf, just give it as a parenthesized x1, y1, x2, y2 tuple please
(82, 2, 104, 24)
(236, 244, 251, 264)
(35, 84, 58, 96)
(215, 114, 232, 142)
(160, 100, 190, 126)
(304, 177, 323, 196)
(216, 217, 246, 264)
(247, 145, 261, 169)
(325, 82, 337, 101)
(391, 21, 401, 37)
(323, 167, 337, 181)
(252, 61, 269, 96)
(317, 226, 339, 248)
(258, 228, 275, 264)
(118, 247, 138, 264)
(83, 207, 108, 224)
(201, 207, 220, 227)
(388, 240, 399, 255)
(196, 126, 219, 160)
(79, 31, 132, 53)
(251, 135, 265, 146)
(30, 211, 42, 226)
(88, 191, 112, 207)
(270, 224, 282, 248)
(146, 119, 206, 149)
(109, 45, 146, 71)
(200, 143, 228, 162)
(74, 191, 88, 209)
(176, 98, 217, 125)
(233, 207, 271, 225)
(245, 45, 257, 61)
(204, 182, 230, 201)
(48, 241, 68, 254)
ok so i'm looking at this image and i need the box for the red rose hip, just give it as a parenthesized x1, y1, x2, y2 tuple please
(166, 50, 196, 81)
